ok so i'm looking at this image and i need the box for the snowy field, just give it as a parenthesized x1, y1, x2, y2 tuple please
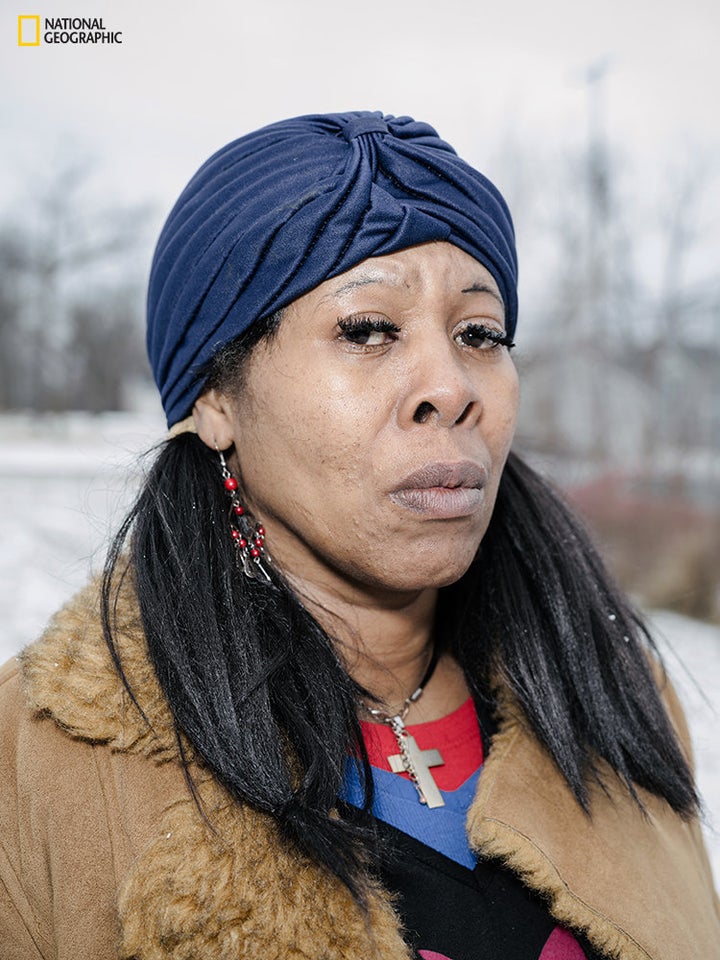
(0, 413, 718, 884)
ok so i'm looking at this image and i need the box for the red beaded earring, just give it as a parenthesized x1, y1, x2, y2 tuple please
(217, 448, 272, 582)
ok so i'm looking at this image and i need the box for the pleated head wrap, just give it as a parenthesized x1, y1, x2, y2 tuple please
(147, 111, 519, 426)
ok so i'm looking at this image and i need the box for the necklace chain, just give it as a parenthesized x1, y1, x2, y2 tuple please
(361, 649, 445, 808)
(385, 715, 425, 801)
(362, 647, 440, 725)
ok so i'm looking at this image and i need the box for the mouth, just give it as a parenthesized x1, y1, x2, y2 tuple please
(389, 460, 489, 519)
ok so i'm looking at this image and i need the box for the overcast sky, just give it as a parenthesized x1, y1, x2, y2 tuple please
(2, 0, 718, 309)
(3, 0, 718, 192)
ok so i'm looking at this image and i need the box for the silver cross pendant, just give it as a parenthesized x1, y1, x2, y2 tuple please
(386, 716, 445, 808)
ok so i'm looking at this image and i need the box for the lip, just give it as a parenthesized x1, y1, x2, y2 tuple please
(389, 460, 489, 519)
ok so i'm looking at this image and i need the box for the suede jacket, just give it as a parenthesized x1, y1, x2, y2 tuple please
(0, 578, 718, 960)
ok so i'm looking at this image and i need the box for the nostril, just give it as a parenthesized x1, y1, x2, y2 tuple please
(413, 400, 475, 426)
(455, 402, 473, 426)
(413, 401, 434, 424)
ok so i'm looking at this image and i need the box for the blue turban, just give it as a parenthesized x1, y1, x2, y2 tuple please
(147, 111, 518, 426)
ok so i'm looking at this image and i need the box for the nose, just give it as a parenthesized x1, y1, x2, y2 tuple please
(398, 333, 482, 430)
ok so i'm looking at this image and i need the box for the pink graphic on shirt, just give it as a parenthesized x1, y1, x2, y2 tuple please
(539, 926, 588, 958)
(417, 926, 586, 960)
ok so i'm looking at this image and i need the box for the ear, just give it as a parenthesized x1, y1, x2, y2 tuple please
(192, 390, 236, 451)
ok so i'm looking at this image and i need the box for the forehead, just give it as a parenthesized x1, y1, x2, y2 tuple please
(321, 242, 502, 301)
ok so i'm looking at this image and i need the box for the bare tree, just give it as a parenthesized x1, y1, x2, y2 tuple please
(0, 158, 154, 412)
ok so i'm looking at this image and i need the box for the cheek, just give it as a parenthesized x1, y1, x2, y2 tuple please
(495, 358, 520, 445)
(486, 364, 520, 452)
(235, 365, 384, 513)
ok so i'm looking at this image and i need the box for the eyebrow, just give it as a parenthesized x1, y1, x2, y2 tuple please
(328, 272, 394, 298)
(461, 282, 504, 307)
(324, 274, 505, 305)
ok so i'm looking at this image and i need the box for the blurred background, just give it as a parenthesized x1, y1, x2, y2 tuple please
(1, 0, 718, 873)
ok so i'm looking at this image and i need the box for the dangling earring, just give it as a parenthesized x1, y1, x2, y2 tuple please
(217, 447, 272, 583)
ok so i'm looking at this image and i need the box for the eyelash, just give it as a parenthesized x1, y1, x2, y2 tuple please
(459, 323, 515, 350)
(337, 315, 401, 345)
(337, 315, 515, 351)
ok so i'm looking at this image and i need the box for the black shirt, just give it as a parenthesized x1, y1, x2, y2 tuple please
(373, 819, 604, 960)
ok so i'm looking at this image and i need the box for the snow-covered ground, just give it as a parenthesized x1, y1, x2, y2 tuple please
(0, 412, 165, 653)
(1, 413, 718, 885)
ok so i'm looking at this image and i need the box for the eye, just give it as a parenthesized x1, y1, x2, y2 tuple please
(337, 315, 400, 347)
(455, 323, 515, 351)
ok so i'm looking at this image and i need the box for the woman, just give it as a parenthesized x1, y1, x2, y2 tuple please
(0, 111, 717, 960)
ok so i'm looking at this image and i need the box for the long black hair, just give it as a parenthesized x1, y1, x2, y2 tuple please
(102, 323, 698, 903)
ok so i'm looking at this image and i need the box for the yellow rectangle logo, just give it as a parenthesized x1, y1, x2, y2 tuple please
(18, 15, 41, 45)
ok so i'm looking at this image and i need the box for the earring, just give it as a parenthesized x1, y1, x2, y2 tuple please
(217, 448, 272, 582)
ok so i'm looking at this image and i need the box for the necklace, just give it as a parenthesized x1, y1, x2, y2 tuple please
(363, 648, 445, 809)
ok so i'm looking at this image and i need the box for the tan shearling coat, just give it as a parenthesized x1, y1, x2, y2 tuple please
(0, 578, 718, 960)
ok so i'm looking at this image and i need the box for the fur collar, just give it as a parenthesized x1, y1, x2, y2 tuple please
(19, 577, 720, 960)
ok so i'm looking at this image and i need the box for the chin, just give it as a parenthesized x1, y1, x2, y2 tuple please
(360, 547, 479, 594)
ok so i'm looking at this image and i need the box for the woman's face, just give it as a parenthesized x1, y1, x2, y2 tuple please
(202, 241, 519, 598)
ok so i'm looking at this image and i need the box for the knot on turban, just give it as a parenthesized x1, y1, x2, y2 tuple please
(147, 111, 518, 426)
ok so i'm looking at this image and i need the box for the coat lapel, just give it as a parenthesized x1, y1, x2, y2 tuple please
(117, 776, 412, 960)
(467, 703, 720, 960)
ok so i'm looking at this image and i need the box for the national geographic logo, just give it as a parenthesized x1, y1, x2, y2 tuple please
(18, 15, 123, 45)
